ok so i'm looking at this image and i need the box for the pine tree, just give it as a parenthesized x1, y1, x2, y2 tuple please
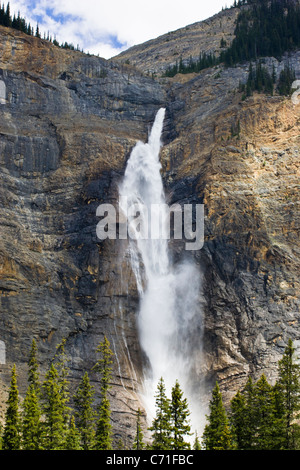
(93, 336, 114, 450)
(221, 0, 300, 66)
(28, 338, 40, 394)
(133, 408, 145, 450)
(170, 380, 191, 450)
(41, 363, 68, 450)
(252, 374, 279, 450)
(276, 339, 300, 449)
(277, 65, 296, 96)
(202, 382, 234, 450)
(2, 364, 20, 450)
(241, 376, 256, 450)
(73, 372, 96, 450)
(35, 23, 41, 38)
(95, 395, 112, 450)
(193, 431, 201, 450)
(4, 2, 11, 27)
(53, 338, 71, 429)
(21, 339, 42, 449)
(65, 416, 82, 450)
(21, 384, 42, 450)
(230, 390, 248, 450)
(149, 377, 172, 450)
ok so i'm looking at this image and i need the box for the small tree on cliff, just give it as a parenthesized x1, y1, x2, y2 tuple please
(93, 335, 114, 450)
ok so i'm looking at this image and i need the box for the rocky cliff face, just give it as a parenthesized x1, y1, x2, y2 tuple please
(161, 59, 300, 407)
(0, 9, 299, 445)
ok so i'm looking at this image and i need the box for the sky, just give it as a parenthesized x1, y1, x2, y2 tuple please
(7, 0, 230, 59)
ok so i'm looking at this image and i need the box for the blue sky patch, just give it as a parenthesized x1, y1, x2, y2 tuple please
(44, 7, 81, 24)
(108, 34, 127, 50)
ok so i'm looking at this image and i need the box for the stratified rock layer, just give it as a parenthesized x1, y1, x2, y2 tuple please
(0, 16, 299, 444)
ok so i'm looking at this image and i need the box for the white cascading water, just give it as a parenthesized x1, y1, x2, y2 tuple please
(119, 108, 203, 435)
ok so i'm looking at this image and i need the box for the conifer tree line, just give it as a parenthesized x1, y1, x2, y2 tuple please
(164, 52, 219, 77)
(164, 0, 300, 88)
(202, 339, 300, 450)
(221, 0, 300, 66)
(0, 337, 300, 450)
(0, 2, 81, 51)
(0, 336, 115, 450)
(239, 61, 296, 97)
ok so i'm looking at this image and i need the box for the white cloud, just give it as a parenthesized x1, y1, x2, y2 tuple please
(8, 0, 230, 58)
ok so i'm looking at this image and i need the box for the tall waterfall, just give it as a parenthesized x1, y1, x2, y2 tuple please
(119, 108, 203, 434)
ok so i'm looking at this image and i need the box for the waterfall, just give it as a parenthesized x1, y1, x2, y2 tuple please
(119, 108, 203, 434)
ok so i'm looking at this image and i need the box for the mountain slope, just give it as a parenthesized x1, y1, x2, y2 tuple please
(113, 7, 239, 74)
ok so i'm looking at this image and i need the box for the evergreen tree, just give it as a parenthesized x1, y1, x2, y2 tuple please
(241, 376, 256, 449)
(35, 23, 41, 38)
(149, 377, 172, 450)
(245, 61, 274, 96)
(252, 374, 279, 450)
(276, 339, 300, 449)
(95, 395, 112, 450)
(73, 372, 96, 450)
(0, 2, 84, 53)
(65, 415, 82, 450)
(52, 338, 71, 428)
(28, 338, 40, 395)
(230, 390, 248, 450)
(2, 364, 20, 450)
(170, 380, 191, 450)
(4, 2, 11, 27)
(202, 382, 234, 450)
(21, 338, 42, 449)
(21, 383, 42, 450)
(116, 437, 126, 450)
(164, 50, 218, 77)
(41, 363, 68, 450)
(193, 431, 201, 450)
(93, 336, 114, 450)
(277, 65, 296, 96)
(220, 0, 300, 66)
(133, 408, 145, 450)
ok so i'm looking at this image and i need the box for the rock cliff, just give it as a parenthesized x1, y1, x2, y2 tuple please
(0, 7, 299, 445)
